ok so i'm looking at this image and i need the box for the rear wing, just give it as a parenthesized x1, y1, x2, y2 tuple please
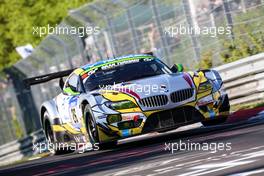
(23, 52, 155, 88)
(23, 68, 74, 88)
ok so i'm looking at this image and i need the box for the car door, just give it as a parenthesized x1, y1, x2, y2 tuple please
(57, 73, 82, 127)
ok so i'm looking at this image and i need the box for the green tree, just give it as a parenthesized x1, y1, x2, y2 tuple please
(0, 0, 90, 71)
(197, 51, 213, 69)
(199, 6, 264, 66)
(220, 6, 264, 64)
(220, 31, 264, 63)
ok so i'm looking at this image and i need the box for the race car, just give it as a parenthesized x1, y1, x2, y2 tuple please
(25, 53, 230, 154)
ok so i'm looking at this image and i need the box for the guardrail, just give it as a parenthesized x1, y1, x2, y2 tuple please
(0, 52, 264, 166)
(215, 52, 264, 105)
(0, 130, 46, 166)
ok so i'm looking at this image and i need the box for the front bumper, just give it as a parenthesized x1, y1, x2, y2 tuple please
(98, 105, 204, 141)
(98, 94, 229, 142)
(142, 106, 203, 133)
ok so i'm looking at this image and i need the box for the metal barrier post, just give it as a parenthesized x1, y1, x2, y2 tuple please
(182, 0, 200, 62)
(223, 0, 235, 41)
(150, 0, 172, 65)
(114, 0, 140, 53)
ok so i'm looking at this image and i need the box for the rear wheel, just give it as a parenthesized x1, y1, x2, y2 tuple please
(45, 121, 56, 154)
(43, 112, 72, 155)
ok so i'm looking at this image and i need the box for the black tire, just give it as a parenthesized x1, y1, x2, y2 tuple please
(202, 116, 227, 126)
(83, 104, 117, 150)
(84, 104, 100, 144)
(43, 112, 72, 155)
(219, 94, 230, 112)
(202, 94, 230, 127)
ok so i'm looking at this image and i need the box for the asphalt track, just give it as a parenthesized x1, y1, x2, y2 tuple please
(1, 109, 264, 176)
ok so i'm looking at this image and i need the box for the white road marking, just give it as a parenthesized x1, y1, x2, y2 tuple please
(178, 161, 255, 176)
(28, 157, 41, 161)
(105, 152, 209, 176)
(230, 168, 264, 176)
(177, 148, 264, 176)
(106, 144, 264, 176)
(154, 166, 175, 172)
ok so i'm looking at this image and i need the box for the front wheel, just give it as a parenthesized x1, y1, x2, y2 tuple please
(84, 104, 100, 145)
(83, 104, 117, 149)
(202, 94, 230, 127)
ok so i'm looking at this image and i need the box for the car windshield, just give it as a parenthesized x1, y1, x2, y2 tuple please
(83, 58, 172, 91)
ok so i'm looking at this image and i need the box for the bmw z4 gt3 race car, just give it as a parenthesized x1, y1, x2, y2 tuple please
(25, 54, 230, 153)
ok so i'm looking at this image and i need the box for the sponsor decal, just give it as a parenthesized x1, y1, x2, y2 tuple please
(122, 129, 130, 137)
(101, 59, 140, 70)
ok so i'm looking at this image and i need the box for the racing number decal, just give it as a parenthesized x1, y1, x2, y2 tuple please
(69, 96, 80, 124)
(71, 108, 79, 123)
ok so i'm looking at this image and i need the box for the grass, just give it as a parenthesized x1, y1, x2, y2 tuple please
(0, 151, 51, 168)
(231, 100, 264, 112)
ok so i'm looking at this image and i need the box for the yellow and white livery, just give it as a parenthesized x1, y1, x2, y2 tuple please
(34, 54, 230, 154)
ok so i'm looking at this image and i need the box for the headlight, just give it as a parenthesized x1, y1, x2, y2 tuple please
(107, 114, 122, 124)
(198, 81, 212, 93)
(105, 100, 138, 110)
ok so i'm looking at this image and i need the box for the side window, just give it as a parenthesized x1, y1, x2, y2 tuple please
(64, 74, 79, 94)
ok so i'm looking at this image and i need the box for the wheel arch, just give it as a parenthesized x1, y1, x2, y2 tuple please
(40, 106, 47, 127)
(40, 100, 60, 127)
(81, 100, 89, 112)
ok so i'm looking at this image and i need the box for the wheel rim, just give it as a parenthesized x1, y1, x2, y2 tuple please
(47, 126, 53, 142)
(46, 124, 55, 153)
(86, 112, 98, 143)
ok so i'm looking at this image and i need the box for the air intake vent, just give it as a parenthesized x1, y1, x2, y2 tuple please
(139, 95, 168, 107)
(170, 88, 194, 103)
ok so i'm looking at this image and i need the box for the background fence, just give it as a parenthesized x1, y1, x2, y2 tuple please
(0, 0, 264, 145)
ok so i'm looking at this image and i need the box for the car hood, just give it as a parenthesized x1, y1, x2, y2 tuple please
(95, 73, 194, 99)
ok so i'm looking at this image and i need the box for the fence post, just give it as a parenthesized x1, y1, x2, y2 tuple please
(241, 0, 247, 13)
(126, 8, 140, 53)
(105, 17, 118, 57)
(114, 1, 140, 54)
(50, 36, 74, 69)
(4, 67, 41, 134)
(90, 5, 117, 58)
(150, 0, 172, 65)
(223, 0, 235, 41)
(182, 0, 200, 62)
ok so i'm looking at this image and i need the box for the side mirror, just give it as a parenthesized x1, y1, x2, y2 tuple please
(171, 64, 184, 73)
(59, 77, 64, 90)
(63, 87, 80, 96)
